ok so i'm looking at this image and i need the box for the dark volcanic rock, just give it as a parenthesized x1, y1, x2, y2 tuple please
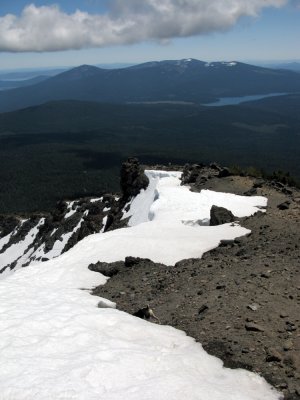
(52, 200, 68, 222)
(125, 256, 151, 268)
(245, 322, 265, 332)
(278, 201, 290, 210)
(244, 188, 257, 196)
(218, 167, 231, 178)
(0, 215, 20, 238)
(120, 158, 149, 200)
(88, 261, 124, 277)
(210, 205, 235, 226)
(181, 163, 205, 185)
(253, 179, 265, 188)
(104, 158, 149, 232)
(0, 193, 117, 271)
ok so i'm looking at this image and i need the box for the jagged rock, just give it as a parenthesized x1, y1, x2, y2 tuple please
(0, 215, 20, 238)
(125, 256, 151, 268)
(266, 348, 283, 362)
(244, 188, 257, 196)
(247, 303, 259, 311)
(245, 322, 265, 332)
(133, 305, 160, 322)
(1, 217, 40, 252)
(103, 212, 128, 233)
(198, 304, 209, 315)
(253, 179, 265, 188)
(220, 239, 235, 246)
(0, 193, 118, 271)
(88, 261, 124, 277)
(52, 200, 68, 222)
(181, 163, 204, 185)
(210, 163, 221, 171)
(120, 158, 149, 199)
(282, 187, 293, 195)
(277, 201, 290, 210)
(210, 205, 235, 226)
(283, 340, 294, 351)
(218, 167, 231, 178)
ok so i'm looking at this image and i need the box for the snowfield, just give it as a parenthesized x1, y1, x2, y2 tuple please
(0, 170, 281, 400)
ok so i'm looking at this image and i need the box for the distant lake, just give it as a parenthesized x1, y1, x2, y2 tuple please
(203, 93, 287, 107)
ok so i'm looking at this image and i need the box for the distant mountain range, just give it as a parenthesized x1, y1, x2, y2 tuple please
(267, 62, 300, 72)
(1, 59, 300, 113)
(0, 75, 48, 91)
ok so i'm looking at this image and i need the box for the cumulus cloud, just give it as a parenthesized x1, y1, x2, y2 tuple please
(0, 0, 288, 52)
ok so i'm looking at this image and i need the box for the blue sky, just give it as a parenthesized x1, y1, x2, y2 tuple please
(0, 0, 299, 70)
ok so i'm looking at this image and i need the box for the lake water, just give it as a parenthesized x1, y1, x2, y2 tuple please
(203, 92, 287, 107)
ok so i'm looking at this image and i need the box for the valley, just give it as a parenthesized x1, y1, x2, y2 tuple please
(0, 91, 299, 213)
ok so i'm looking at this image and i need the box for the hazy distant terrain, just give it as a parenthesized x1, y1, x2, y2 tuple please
(1, 59, 300, 113)
(0, 75, 48, 91)
(267, 62, 300, 72)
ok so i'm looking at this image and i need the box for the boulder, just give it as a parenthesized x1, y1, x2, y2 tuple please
(0, 215, 20, 238)
(88, 261, 124, 277)
(244, 188, 257, 196)
(181, 163, 204, 185)
(218, 167, 231, 178)
(253, 179, 265, 188)
(210, 205, 235, 226)
(277, 201, 290, 210)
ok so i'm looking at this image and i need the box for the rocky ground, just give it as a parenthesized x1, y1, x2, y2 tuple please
(92, 164, 300, 400)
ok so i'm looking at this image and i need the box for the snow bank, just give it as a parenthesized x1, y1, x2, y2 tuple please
(0, 170, 280, 400)
(0, 260, 280, 400)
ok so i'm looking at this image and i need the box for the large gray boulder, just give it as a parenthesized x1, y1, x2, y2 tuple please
(210, 205, 235, 226)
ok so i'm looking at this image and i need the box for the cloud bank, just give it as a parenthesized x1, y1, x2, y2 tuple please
(0, 0, 288, 52)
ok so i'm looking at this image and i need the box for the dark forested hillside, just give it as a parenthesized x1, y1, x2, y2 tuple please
(0, 98, 299, 213)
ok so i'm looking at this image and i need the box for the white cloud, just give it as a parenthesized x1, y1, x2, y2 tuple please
(0, 0, 288, 52)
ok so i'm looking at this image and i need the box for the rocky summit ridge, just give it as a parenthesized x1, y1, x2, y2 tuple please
(0, 159, 299, 399)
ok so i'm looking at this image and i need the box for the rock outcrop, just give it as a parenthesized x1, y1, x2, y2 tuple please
(104, 158, 149, 232)
(120, 157, 149, 200)
(0, 195, 118, 274)
(0, 158, 150, 273)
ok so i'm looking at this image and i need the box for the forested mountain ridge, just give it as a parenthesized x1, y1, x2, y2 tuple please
(1, 59, 300, 113)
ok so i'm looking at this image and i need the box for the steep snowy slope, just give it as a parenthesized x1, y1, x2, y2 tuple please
(0, 195, 117, 275)
(0, 169, 281, 400)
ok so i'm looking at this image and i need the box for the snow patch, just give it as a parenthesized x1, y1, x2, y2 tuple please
(222, 61, 237, 67)
(100, 216, 108, 233)
(65, 201, 77, 219)
(32, 170, 266, 267)
(0, 170, 280, 400)
(90, 197, 103, 203)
